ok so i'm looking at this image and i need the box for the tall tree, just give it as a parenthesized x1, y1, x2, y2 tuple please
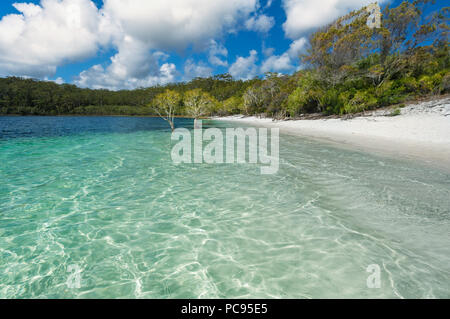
(302, 5, 379, 86)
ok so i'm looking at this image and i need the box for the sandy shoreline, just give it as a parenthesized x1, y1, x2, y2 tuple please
(213, 98, 450, 171)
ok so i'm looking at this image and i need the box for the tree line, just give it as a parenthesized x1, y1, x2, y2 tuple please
(0, 1, 448, 119)
(0, 74, 255, 116)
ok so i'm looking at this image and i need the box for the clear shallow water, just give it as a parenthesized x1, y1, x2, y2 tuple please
(0, 116, 449, 299)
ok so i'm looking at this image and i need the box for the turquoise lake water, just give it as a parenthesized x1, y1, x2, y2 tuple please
(0, 116, 449, 299)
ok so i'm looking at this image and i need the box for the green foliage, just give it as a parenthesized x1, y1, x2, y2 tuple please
(292, 0, 448, 115)
(0, 74, 254, 116)
(341, 90, 378, 114)
(153, 90, 182, 131)
(286, 87, 309, 116)
(441, 72, 450, 93)
(319, 88, 342, 115)
(374, 80, 406, 106)
(399, 77, 419, 93)
(417, 75, 441, 95)
(221, 96, 243, 115)
(303, 5, 379, 86)
(183, 89, 216, 119)
(389, 108, 402, 117)
(285, 72, 325, 116)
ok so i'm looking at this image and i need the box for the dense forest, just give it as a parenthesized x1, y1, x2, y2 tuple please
(0, 1, 448, 118)
(0, 74, 256, 116)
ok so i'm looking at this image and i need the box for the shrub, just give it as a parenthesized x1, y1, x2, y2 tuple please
(389, 108, 401, 117)
(286, 87, 318, 116)
(430, 73, 444, 94)
(375, 80, 407, 106)
(221, 96, 243, 115)
(418, 75, 434, 95)
(441, 72, 450, 93)
(341, 90, 378, 114)
(318, 88, 341, 115)
(399, 77, 418, 93)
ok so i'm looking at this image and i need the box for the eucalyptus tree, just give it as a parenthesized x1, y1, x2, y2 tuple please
(184, 89, 216, 128)
(153, 89, 182, 132)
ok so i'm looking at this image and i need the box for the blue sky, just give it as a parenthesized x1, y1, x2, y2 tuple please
(0, 0, 442, 90)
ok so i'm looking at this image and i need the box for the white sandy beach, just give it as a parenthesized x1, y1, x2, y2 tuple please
(214, 97, 450, 171)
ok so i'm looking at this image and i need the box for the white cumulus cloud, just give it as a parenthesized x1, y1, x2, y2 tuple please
(184, 59, 214, 79)
(245, 14, 275, 33)
(282, 0, 388, 39)
(76, 61, 177, 91)
(261, 53, 292, 73)
(102, 0, 258, 50)
(261, 37, 307, 73)
(229, 50, 259, 80)
(75, 39, 177, 90)
(208, 40, 228, 67)
(88, 0, 259, 89)
(76, 0, 260, 89)
(0, 0, 105, 78)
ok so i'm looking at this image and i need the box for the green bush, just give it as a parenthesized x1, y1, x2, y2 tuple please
(389, 108, 401, 117)
(341, 90, 378, 114)
(431, 73, 444, 94)
(441, 72, 450, 93)
(399, 77, 418, 93)
(375, 80, 407, 106)
(221, 96, 243, 115)
(418, 75, 434, 94)
(318, 88, 341, 115)
(286, 87, 319, 116)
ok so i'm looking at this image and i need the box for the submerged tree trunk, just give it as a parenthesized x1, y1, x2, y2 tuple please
(194, 118, 201, 129)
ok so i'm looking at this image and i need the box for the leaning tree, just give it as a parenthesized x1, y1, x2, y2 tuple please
(153, 89, 181, 132)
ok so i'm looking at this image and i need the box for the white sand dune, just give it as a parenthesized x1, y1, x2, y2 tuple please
(214, 97, 450, 171)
